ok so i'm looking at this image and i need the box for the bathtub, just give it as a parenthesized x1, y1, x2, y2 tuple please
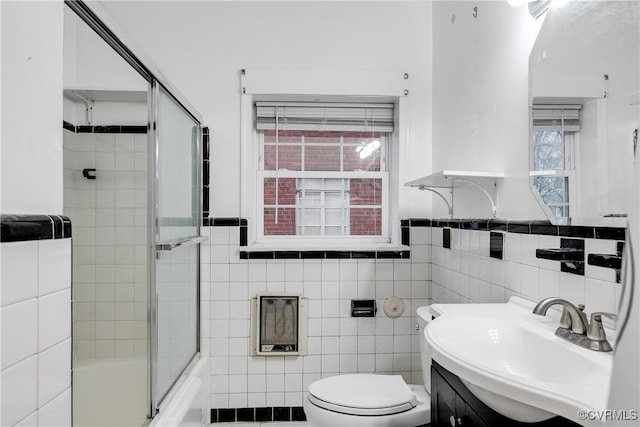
(73, 358, 147, 427)
(150, 357, 209, 427)
(73, 357, 208, 427)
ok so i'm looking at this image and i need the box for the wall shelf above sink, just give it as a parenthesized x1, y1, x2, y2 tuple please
(405, 170, 504, 218)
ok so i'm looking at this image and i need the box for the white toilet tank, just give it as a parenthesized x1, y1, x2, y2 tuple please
(416, 306, 432, 393)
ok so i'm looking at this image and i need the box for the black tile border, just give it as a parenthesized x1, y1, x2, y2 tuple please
(442, 228, 451, 249)
(209, 217, 242, 227)
(1, 214, 72, 242)
(204, 216, 625, 262)
(427, 218, 625, 241)
(559, 226, 595, 239)
(203, 216, 626, 241)
(490, 231, 504, 260)
(409, 218, 432, 227)
(63, 120, 76, 132)
(595, 227, 626, 241)
(401, 224, 410, 246)
(560, 238, 585, 276)
(239, 249, 411, 260)
(63, 120, 147, 134)
(202, 127, 210, 220)
(211, 406, 306, 423)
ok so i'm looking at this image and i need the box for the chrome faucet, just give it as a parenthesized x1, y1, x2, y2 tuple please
(533, 297, 614, 352)
(532, 297, 589, 334)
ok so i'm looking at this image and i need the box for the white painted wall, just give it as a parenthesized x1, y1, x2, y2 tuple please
(431, 1, 544, 220)
(1, 1, 64, 214)
(63, 6, 148, 127)
(98, 1, 434, 219)
(63, 6, 147, 92)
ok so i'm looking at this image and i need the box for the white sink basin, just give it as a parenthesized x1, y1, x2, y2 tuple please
(426, 297, 614, 425)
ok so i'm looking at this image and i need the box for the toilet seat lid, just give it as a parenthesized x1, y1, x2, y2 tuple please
(308, 374, 418, 416)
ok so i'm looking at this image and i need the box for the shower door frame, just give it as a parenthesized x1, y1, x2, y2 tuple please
(65, 0, 206, 423)
(148, 79, 204, 417)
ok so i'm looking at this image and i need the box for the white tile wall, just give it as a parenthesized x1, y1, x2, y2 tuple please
(201, 225, 432, 409)
(0, 239, 72, 426)
(430, 227, 621, 317)
(64, 129, 148, 361)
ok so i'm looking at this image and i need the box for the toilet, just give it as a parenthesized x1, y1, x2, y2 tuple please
(303, 306, 432, 427)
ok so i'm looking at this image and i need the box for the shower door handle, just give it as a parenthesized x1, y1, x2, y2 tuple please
(155, 235, 208, 251)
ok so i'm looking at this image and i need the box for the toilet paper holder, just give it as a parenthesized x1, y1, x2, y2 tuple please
(351, 299, 377, 317)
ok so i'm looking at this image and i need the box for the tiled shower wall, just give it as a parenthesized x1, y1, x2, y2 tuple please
(429, 224, 622, 316)
(201, 224, 432, 409)
(1, 238, 72, 426)
(63, 128, 149, 361)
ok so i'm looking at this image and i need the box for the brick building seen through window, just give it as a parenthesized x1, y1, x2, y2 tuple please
(261, 129, 387, 238)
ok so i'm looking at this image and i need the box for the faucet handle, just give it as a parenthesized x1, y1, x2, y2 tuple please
(587, 312, 618, 340)
(591, 311, 617, 328)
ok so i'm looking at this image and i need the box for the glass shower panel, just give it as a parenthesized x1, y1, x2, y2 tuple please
(155, 244, 198, 400)
(156, 86, 199, 243)
(154, 85, 201, 404)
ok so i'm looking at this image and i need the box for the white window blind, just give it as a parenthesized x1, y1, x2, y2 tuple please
(256, 102, 395, 132)
(532, 104, 581, 132)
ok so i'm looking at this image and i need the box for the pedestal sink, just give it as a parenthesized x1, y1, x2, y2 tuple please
(425, 297, 614, 425)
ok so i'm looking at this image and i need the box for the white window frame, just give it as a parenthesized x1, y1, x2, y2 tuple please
(256, 130, 390, 245)
(239, 68, 408, 251)
(531, 129, 578, 221)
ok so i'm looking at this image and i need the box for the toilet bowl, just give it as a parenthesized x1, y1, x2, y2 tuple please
(303, 306, 432, 427)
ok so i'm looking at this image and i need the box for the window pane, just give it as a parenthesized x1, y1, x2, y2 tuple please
(323, 178, 345, 190)
(344, 134, 381, 172)
(325, 192, 346, 207)
(300, 226, 321, 236)
(264, 207, 296, 235)
(304, 131, 341, 144)
(264, 145, 302, 171)
(264, 130, 302, 171)
(264, 129, 303, 143)
(299, 193, 321, 207)
(325, 208, 344, 225)
(301, 208, 321, 226)
(350, 208, 382, 236)
(533, 176, 569, 218)
(533, 130, 564, 170)
(264, 178, 297, 205)
(305, 146, 340, 171)
(324, 226, 345, 236)
(350, 179, 382, 206)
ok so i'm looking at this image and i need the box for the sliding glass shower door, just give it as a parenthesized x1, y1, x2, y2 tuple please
(150, 83, 203, 412)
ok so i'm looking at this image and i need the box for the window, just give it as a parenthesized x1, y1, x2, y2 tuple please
(532, 130, 572, 218)
(531, 104, 580, 220)
(255, 102, 393, 245)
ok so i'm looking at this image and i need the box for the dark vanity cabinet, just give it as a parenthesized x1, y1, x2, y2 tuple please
(431, 362, 581, 427)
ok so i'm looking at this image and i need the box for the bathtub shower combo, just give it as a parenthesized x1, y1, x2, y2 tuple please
(64, 2, 208, 426)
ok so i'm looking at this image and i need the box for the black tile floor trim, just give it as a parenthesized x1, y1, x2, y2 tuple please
(210, 406, 305, 423)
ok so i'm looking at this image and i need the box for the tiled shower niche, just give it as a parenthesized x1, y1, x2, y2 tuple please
(63, 127, 148, 361)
